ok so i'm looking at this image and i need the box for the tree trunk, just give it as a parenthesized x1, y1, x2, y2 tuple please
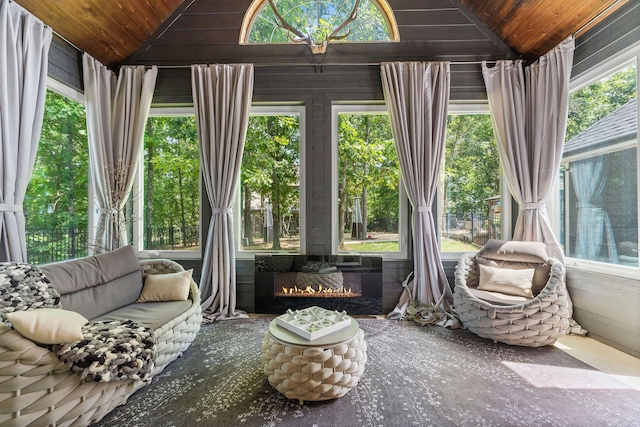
(271, 170, 282, 250)
(65, 104, 76, 258)
(145, 122, 154, 249)
(361, 116, 371, 239)
(338, 175, 347, 250)
(362, 186, 368, 239)
(243, 185, 254, 246)
(178, 168, 187, 247)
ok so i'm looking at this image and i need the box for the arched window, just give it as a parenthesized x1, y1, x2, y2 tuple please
(240, 0, 399, 53)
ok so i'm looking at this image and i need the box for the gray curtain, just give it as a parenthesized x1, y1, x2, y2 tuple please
(572, 157, 618, 262)
(381, 62, 456, 325)
(482, 37, 585, 333)
(0, 0, 52, 262)
(482, 37, 574, 261)
(83, 53, 157, 254)
(191, 63, 254, 322)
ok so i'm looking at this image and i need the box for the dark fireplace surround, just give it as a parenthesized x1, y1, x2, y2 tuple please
(255, 255, 382, 315)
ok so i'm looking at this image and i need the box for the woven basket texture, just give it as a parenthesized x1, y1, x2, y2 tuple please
(453, 253, 570, 347)
(0, 258, 202, 426)
(262, 329, 367, 404)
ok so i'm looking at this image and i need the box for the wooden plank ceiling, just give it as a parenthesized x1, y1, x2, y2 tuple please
(14, 0, 627, 68)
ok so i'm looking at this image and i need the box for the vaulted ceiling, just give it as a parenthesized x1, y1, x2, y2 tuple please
(15, 0, 628, 68)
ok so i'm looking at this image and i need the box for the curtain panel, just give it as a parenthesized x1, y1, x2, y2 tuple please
(482, 37, 585, 333)
(191, 63, 254, 322)
(0, 0, 52, 262)
(83, 54, 157, 253)
(381, 61, 456, 325)
(482, 37, 575, 261)
(572, 157, 618, 262)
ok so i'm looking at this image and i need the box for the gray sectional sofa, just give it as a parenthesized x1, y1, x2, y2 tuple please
(0, 246, 202, 426)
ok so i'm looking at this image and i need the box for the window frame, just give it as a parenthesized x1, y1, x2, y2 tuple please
(239, 0, 400, 46)
(331, 103, 409, 260)
(557, 47, 640, 279)
(439, 103, 511, 261)
(235, 104, 307, 259)
(133, 106, 202, 260)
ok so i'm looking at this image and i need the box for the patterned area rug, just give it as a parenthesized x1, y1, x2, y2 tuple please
(95, 318, 640, 427)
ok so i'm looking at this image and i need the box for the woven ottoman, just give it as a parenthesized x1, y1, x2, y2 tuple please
(262, 317, 367, 404)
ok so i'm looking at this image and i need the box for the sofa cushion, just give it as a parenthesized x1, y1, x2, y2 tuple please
(6, 308, 88, 344)
(40, 246, 143, 320)
(477, 239, 549, 263)
(475, 241, 552, 297)
(92, 300, 193, 330)
(137, 270, 193, 303)
(477, 264, 535, 298)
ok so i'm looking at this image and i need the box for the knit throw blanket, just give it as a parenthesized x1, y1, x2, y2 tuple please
(0, 262, 156, 383)
(0, 262, 60, 322)
(54, 320, 157, 382)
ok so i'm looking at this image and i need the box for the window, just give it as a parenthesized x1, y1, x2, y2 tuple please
(240, 0, 399, 46)
(25, 83, 89, 264)
(561, 58, 638, 269)
(439, 105, 508, 252)
(441, 109, 503, 255)
(332, 104, 407, 258)
(133, 109, 201, 258)
(237, 105, 305, 255)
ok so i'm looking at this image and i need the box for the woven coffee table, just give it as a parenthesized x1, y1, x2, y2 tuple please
(262, 315, 367, 404)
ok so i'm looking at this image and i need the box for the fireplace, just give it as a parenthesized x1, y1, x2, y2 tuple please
(255, 255, 382, 315)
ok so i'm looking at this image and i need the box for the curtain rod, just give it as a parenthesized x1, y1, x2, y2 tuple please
(150, 60, 498, 69)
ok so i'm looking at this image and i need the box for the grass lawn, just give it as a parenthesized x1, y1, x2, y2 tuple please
(441, 237, 479, 252)
(244, 236, 479, 253)
(343, 241, 399, 252)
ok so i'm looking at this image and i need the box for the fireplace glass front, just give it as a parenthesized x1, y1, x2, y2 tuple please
(255, 255, 382, 315)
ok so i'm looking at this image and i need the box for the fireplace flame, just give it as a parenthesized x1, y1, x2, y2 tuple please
(277, 285, 360, 298)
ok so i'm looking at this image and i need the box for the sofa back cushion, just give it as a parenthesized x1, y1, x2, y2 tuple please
(40, 246, 143, 320)
(474, 239, 552, 296)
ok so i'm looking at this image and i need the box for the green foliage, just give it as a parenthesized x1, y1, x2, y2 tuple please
(25, 90, 89, 262)
(242, 115, 300, 250)
(444, 114, 500, 215)
(144, 117, 200, 243)
(338, 113, 398, 246)
(25, 90, 89, 230)
(566, 63, 637, 141)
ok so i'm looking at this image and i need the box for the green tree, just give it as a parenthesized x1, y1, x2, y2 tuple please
(249, 0, 391, 44)
(444, 114, 500, 216)
(25, 90, 89, 260)
(242, 115, 300, 250)
(566, 63, 637, 141)
(144, 117, 200, 249)
(338, 113, 397, 248)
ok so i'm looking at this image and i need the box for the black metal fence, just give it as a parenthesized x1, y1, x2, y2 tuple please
(26, 227, 88, 265)
(144, 225, 199, 251)
(25, 225, 200, 264)
(442, 213, 501, 247)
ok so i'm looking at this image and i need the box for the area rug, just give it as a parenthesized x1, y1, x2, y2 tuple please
(95, 318, 640, 427)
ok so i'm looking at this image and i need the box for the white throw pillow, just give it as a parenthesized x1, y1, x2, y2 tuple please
(137, 269, 193, 303)
(6, 308, 87, 344)
(477, 264, 535, 298)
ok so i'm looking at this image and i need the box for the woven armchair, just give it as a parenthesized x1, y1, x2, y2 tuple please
(453, 240, 570, 347)
(0, 258, 201, 426)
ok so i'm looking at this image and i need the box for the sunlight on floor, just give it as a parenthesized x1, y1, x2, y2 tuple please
(554, 335, 640, 391)
(502, 361, 635, 389)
